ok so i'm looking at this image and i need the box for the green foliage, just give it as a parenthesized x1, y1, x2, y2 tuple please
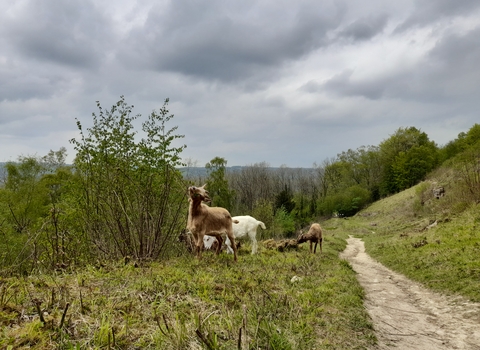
(0, 149, 84, 275)
(379, 127, 439, 195)
(452, 140, 480, 202)
(291, 193, 313, 226)
(337, 146, 382, 200)
(319, 185, 371, 217)
(205, 157, 235, 211)
(391, 144, 438, 190)
(439, 123, 480, 162)
(272, 207, 296, 237)
(275, 184, 295, 213)
(251, 199, 275, 239)
(3, 157, 50, 233)
(70, 96, 187, 261)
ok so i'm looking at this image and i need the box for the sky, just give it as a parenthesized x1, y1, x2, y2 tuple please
(1, 0, 480, 168)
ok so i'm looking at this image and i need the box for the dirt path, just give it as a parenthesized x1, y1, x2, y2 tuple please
(340, 236, 480, 349)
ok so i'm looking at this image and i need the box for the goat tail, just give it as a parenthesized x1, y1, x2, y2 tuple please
(259, 221, 266, 230)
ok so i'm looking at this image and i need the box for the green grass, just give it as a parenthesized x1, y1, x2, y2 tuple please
(327, 181, 480, 302)
(6, 175, 477, 348)
(0, 237, 375, 349)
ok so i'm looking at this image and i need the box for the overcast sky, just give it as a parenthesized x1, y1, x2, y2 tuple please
(1, 0, 480, 168)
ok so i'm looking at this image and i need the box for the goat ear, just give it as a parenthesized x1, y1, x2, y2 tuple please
(201, 184, 207, 189)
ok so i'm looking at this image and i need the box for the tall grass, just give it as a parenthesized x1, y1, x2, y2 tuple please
(0, 236, 375, 349)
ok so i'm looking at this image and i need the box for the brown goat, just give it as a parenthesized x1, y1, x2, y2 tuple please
(297, 223, 323, 254)
(187, 184, 238, 261)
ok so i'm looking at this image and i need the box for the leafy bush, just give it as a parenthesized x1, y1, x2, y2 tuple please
(70, 96, 187, 261)
(319, 185, 371, 217)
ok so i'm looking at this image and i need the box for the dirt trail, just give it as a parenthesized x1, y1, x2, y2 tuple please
(340, 236, 480, 349)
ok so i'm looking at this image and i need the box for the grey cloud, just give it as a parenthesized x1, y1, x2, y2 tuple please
(338, 13, 388, 41)
(119, 0, 346, 83)
(1, 0, 480, 167)
(0, 72, 55, 102)
(396, 0, 480, 32)
(424, 26, 480, 98)
(323, 69, 388, 100)
(318, 21, 480, 105)
(429, 27, 480, 69)
(300, 80, 322, 94)
(3, 0, 112, 69)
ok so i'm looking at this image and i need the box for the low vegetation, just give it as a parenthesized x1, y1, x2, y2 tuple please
(0, 237, 376, 349)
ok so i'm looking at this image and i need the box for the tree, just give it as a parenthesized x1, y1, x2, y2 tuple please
(3, 156, 50, 233)
(205, 157, 235, 210)
(379, 127, 438, 195)
(228, 162, 273, 213)
(0, 149, 81, 274)
(440, 124, 480, 163)
(275, 184, 295, 213)
(337, 145, 382, 200)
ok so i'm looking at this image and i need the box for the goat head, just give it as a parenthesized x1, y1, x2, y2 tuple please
(188, 184, 211, 203)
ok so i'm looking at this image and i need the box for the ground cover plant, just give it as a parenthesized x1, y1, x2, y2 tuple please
(0, 235, 376, 349)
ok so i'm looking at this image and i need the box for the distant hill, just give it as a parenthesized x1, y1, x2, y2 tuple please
(179, 166, 315, 179)
(0, 163, 315, 182)
(179, 166, 244, 178)
(0, 162, 6, 180)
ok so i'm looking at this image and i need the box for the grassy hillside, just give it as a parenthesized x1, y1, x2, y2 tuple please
(326, 172, 480, 302)
(2, 160, 479, 348)
(0, 233, 375, 349)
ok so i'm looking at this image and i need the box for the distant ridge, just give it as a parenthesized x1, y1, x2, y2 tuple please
(0, 163, 315, 181)
(179, 166, 315, 179)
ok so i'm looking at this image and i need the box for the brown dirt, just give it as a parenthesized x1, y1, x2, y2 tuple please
(340, 236, 480, 349)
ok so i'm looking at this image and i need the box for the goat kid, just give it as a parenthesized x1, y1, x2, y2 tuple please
(225, 215, 266, 254)
(203, 235, 220, 251)
(187, 185, 238, 261)
(297, 223, 323, 254)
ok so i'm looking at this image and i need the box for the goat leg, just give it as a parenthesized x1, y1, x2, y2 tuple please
(216, 235, 223, 255)
(195, 232, 205, 260)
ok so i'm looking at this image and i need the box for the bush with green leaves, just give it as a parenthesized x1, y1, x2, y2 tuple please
(70, 96, 188, 261)
(319, 185, 371, 218)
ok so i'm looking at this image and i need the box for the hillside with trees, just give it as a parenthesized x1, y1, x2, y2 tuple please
(1, 96, 479, 275)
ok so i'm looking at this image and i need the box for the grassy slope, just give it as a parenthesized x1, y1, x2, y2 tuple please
(0, 234, 375, 349)
(5, 172, 478, 349)
(326, 180, 480, 302)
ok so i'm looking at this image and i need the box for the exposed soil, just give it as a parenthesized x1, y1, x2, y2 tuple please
(340, 236, 480, 349)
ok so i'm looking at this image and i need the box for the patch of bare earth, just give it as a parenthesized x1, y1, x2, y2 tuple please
(340, 236, 480, 350)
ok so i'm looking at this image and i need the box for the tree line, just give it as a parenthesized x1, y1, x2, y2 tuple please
(1, 96, 479, 275)
(184, 123, 480, 233)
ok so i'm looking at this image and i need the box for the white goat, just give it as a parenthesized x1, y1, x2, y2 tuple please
(203, 235, 219, 250)
(225, 215, 266, 254)
(179, 230, 221, 252)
